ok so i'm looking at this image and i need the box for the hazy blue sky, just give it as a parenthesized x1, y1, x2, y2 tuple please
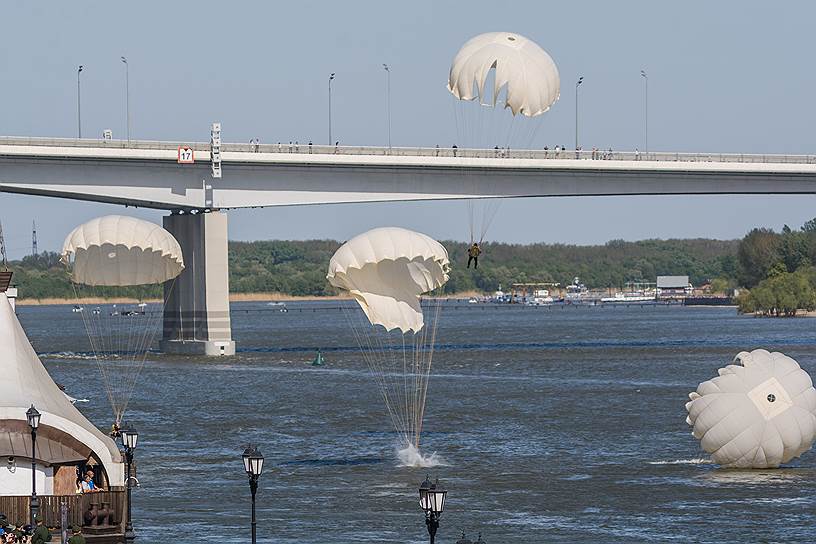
(2, 0, 816, 257)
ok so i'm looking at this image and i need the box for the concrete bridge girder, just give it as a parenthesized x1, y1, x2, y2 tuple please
(3, 141, 816, 356)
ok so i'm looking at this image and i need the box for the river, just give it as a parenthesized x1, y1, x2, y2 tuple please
(19, 302, 816, 543)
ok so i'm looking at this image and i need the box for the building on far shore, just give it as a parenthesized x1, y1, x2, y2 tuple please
(657, 275, 692, 300)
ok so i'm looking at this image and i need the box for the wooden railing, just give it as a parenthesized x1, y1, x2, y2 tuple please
(0, 491, 125, 531)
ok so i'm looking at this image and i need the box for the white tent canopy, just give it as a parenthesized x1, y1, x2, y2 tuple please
(0, 293, 124, 486)
(61, 215, 184, 286)
(327, 227, 450, 333)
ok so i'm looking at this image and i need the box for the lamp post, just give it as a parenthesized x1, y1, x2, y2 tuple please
(26, 405, 40, 527)
(328, 73, 335, 145)
(242, 445, 264, 544)
(383, 64, 391, 151)
(640, 69, 648, 154)
(574, 76, 583, 153)
(121, 427, 139, 543)
(419, 475, 447, 544)
(121, 56, 130, 144)
(77, 65, 84, 139)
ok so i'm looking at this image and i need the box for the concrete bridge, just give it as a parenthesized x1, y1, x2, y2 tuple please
(3, 136, 816, 355)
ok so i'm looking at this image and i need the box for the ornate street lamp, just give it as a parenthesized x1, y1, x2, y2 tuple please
(121, 427, 139, 543)
(242, 445, 264, 544)
(419, 475, 447, 544)
(26, 405, 40, 526)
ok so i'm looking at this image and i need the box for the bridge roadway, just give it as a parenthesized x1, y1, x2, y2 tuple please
(2, 137, 816, 210)
(3, 136, 815, 356)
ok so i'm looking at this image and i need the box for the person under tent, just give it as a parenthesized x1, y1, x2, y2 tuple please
(467, 243, 482, 269)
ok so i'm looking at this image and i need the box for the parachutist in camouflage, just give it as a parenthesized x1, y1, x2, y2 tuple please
(467, 243, 481, 269)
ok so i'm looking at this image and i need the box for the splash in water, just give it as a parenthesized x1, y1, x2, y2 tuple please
(396, 442, 447, 468)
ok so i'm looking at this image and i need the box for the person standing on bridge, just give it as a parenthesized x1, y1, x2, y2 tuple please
(452, 144, 458, 157)
(308, 140, 313, 153)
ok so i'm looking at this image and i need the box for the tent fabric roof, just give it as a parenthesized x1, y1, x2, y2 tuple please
(0, 293, 123, 484)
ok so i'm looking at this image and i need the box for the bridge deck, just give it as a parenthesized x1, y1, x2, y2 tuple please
(1, 137, 815, 210)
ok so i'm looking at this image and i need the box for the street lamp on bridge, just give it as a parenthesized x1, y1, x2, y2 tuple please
(575, 76, 583, 152)
(121, 56, 131, 144)
(641, 69, 648, 154)
(77, 65, 84, 139)
(383, 63, 392, 152)
(328, 73, 336, 145)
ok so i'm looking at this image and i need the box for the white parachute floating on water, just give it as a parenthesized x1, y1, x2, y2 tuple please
(328, 227, 449, 464)
(447, 31, 561, 245)
(61, 215, 185, 426)
(685, 349, 816, 468)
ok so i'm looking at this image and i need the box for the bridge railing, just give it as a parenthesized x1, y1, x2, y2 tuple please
(3, 136, 816, 165)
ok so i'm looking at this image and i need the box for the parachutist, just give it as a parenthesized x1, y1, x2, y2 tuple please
(467, 243, 481, 269)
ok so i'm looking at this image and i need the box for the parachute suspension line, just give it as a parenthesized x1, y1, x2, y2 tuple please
(72, 282, 117, 420)
(118, 279, 177, 421)
(71, 280, 177, 426)
(414, 293, 443, 448)
(340, 296, 442, 450)
(341, 303, 409, 441)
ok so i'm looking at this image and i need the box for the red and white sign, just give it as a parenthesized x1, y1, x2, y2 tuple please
(177, 146, 195, 164)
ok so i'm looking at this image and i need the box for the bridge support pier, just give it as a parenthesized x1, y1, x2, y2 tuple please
(160, 211, 236, 356)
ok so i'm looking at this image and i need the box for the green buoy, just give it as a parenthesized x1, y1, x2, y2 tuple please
(312, 350, 324, 366)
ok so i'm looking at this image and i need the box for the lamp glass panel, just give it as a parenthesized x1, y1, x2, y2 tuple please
(431, 490, 447, 513)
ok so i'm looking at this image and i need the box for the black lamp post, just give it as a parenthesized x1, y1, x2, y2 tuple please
(121, 427, 139, 543)
(242, 445, 264, 544)
(419, 475, 447, 544)
(26, 405, 40, 527)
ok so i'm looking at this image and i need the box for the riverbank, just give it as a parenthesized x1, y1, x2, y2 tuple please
(15, 291, 485, 306)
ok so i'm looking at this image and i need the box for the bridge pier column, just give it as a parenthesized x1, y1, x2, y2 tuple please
(159, 210, 236, 356)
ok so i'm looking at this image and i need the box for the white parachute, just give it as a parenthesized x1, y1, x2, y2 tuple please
(447, 31, 561, 245)
(328, 227, 449, 454)
(448, 31, 561, 118)
(61, 215, 184, 425)
(685, 349, 816, 468)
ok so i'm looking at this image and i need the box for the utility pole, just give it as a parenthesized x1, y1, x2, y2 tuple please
(77, 65, 83, 138)
(328, 73, 335, 145)
(0, 221, 7, 268)
(574, 76, 583, 152)
(31, 221, 38, 257)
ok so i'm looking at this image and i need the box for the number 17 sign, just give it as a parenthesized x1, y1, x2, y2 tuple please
(177, 146, 195, 164)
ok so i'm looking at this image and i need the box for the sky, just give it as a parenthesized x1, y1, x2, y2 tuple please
(2, 0, 816, 258)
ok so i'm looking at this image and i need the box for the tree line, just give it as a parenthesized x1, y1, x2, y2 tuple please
(735, 218, 816, 316)
(8, 237, 739, 300)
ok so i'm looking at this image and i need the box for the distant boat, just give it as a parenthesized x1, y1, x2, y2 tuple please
(601, 292, 655, 304)
(72, 305, 84, 313)
(267, 302, 288, 312)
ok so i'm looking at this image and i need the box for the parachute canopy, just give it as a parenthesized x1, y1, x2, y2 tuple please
(447, 31, 560, 117)
(686, 349, 816, 468)
(327, 227, 450, 334)
(61, 215, 184, 286)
